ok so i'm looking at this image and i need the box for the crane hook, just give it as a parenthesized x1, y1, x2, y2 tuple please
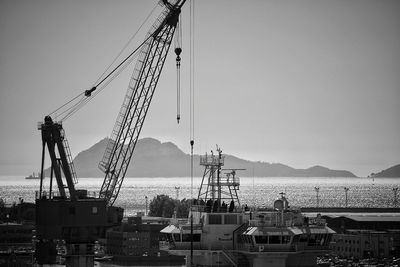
(175, 47, 182, 124)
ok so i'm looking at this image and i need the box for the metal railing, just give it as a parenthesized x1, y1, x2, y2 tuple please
(200, 155, 225, 166)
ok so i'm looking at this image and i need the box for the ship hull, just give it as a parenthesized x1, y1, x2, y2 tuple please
(166, 248, 328, 267)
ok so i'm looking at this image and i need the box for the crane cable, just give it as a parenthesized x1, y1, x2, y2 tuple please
(190, 0, 195, 144)
(189, 1, 195, 266)
(175, 16, 182, 124)
(94, 3, 159, 87)
(176, 54, 181, 124)
(48, 3, 159, 122)
(57, 38, 144, 122)
(60, 53, 137, 121)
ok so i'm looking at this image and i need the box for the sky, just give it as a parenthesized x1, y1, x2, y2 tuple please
(0, 0, 399, 177)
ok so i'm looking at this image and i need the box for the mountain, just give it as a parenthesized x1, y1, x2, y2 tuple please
(70, 137, 192, 177)
(370, 164, 400, 178)
(45, 137, 356, 177)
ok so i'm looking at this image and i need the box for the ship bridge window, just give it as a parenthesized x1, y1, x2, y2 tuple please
(299, 234, 308, 242)
(269, 236, 281, 244)
(172, 234, 201, 242)
(224, 214, 237, 224)
(292, 235, 300, 243)
(209, 214, 222, 224)
(255, 235, 268, 244)
(315, 234, 328, 246)
(173, 234, 180, 242)
(315, 234, 330, 246)
(182, 234, 201, 242)
(254, 235, 291, 244)
(308, 234, 317, 246)
(162, 234, 173, 242)
(282, 235, 291, 244)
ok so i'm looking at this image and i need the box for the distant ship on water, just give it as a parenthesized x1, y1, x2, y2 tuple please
(25, 172, 41, 179)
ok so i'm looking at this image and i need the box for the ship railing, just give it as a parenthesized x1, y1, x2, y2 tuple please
(308, 217, 327, 226)
(160, 240, 202, 250)
(170, 217, 189, 225)
(159, 241, 172, 250)
(238, 244, 296, 253)
(248, 219, 276, 227)
(289, 243, 330, 252)
(191, 204, 246, 214)
(213, 176, 240, 186)
(180, 223, 202, 230)
(303, 245, 331, 251)
(200, 155, 225, 166)
(173, 242, 201, 250)
(191, 204, 205, 212)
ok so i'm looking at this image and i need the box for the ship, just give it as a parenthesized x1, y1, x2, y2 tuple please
(160, 147, 335, 267)
(25, 172, 41, 179)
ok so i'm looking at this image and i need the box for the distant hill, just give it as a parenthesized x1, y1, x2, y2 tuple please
(45, 137, 357, 178)
(370, 164, 400, 178)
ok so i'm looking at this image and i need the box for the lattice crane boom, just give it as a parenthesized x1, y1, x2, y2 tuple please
(98, 1, 185, 206)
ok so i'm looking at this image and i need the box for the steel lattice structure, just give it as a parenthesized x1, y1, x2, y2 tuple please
(98, 4, 182, 206)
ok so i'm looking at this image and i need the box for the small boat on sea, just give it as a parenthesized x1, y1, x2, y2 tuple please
(25, 172, 41, 179)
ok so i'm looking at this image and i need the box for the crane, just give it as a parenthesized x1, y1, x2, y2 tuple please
(35, 1, 186, 266)
(98, 0, 184, 205)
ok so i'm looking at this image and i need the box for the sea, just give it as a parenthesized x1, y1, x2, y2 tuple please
(0, 176, 399, 216)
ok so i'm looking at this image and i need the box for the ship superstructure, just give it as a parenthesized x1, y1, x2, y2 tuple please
(161, 148, 335, 267)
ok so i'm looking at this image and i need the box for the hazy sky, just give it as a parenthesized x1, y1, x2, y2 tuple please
(0, 0, 399, 177)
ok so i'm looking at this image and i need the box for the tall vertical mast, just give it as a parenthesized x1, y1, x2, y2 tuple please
(197, 148, 243, 212)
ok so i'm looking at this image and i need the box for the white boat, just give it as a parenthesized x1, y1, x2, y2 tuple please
(25, 172, 41, 179)
(160, 148, 335, 267)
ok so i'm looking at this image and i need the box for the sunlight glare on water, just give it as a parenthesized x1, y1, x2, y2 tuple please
(0, 176, 398, 216)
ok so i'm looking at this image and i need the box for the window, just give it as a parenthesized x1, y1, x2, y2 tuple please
(255, 235, 268, 244)
(282, 235, 291, 244)
(308, 234, 316, 246)
(269, 236, 281, 244)
(173, 234, 180, 242)
(181, 234, 201, 242)
(299, 235, 308, 242)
